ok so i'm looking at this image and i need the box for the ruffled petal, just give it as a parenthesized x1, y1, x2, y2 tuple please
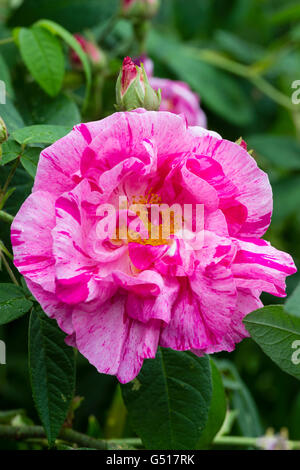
(232, 237, 297, 297)
(192, 136, 273, 237)
(72, 294, 160, 383)
(11, 191, 56, 292)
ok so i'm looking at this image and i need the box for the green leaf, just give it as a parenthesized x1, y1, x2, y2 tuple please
(12, 124, 71, 145)
(35, 20, 92, 110)
(122, 348, 212, 450)
(147, 31, 254, 126)
(0, 283, 33, 325)
(0, 98, 25, 133)
(21, 147, 41, 178)
(214, 30, 264, 64)
(272, 175, 300, 223)
(244, 305, 300, 381)
(8, 0, 118, 33)
(246, 135, 300, 170)
(1, 139, 21, 165)
(29, 308, 76, 446)
(217, 359, 263, 437)
(18, 26, 64, 97)
(271, 3, 300, 25)
(285, 282, 300, 318)
(0, 52, 14, 99)
(196, 359, 227, 449)
(34, 94, 81, 127)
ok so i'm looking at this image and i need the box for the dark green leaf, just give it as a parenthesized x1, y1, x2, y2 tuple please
(12, 124, 71, 145)
(272, 175, 300, 223)
(21, 147, 41, 178)
(147, 31, 254, 126)
(0, 283, 33, 325)
(1, 139, 21, 165)
(9, 0, 118, 33)
(18, 26, 64, 97)
(0, 98, 25, 133)
(122, 348, 212, 450)
(33, 94, 81, 127)
(285, 282, 300, 318)
(244, 305, 300, 381)
(0, 52, 14, 99)
(247, 135, 300, 170)
(29, 308, 76, 446)
(217, 360, 263, 437)
(196, 359, 226, 449)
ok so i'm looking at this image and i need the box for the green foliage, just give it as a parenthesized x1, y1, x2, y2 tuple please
(28, 308, 76, 446)
(218, 360, 263, 437)
(244, 306, 300, 381)
(196, 359, 227, 449)
(122, 349, 212, 449)
(0, 283, 32, 325)
(36, 20, 92, 110)
(12, 125, 72, 145)
(0, 0, 300, 451)
(17, 26, 65, 97)
(247, 135, 300, 170)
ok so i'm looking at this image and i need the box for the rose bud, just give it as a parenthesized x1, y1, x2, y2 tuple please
(116, 56, 161, 111)
(70, 34, 106, 70)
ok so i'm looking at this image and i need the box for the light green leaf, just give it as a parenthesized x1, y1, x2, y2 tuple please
(244, 305, 300, 381)
(29, 308, 76, 446)
(0, 283, 33, 325)
(122, 348, 212, 450)
(12, 124, 71, 145)
(196, 359, 227, 449)
(246, 135, 300, 170)
(35, 20, 91, 110)
(18, 26, 64, 97)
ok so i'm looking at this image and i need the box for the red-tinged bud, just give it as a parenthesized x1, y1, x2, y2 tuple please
(116, 56, 161, 111)
(70, 34, 106, 70)
(121, 0, 160, 19)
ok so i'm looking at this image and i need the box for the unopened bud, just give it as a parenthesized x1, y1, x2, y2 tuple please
(116, 56, 161, 111)
(70, 34, 106, 70)
(121, 0, 160, 19)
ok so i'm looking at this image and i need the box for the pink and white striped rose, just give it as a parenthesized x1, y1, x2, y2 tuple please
(11, 109, 296, 383)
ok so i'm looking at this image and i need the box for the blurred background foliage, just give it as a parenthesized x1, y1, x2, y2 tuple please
(0, 0, 300, 448)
